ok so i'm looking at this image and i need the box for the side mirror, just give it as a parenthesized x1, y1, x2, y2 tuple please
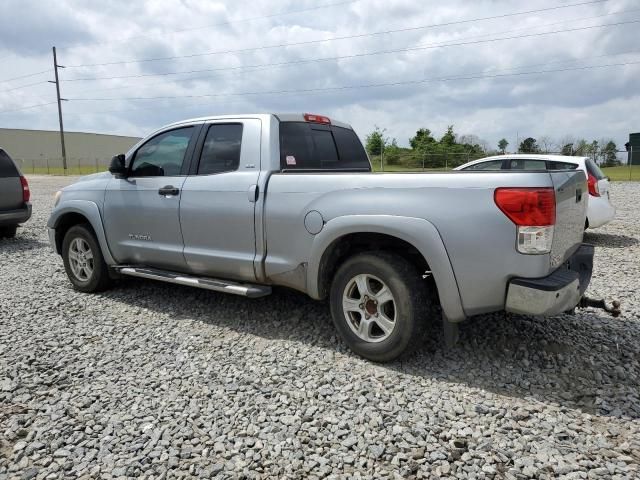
(109, 154, 127, 178)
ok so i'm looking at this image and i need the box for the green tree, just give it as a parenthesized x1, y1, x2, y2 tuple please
(573, 139, 589, 156)
(560, 143, 574, 156)
(440, 125, 456, 147)
(384, 138, 402, 165)
(409, 128, 436, 150)
(365, 126, 387, 155)
(498, 138, 509, 154)
(601, 140, 619, 166)
(519, 137, 539, 153)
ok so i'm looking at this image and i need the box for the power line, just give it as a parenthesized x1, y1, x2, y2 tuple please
(57, 0, 361, 51)
(67, 48, 640, 99)
(66, 60, 640, 104)
(0, 80, 49, 94)
(64, 8, 639, 96)
(62, 54, 640, 117)
(0, 101, 57, 115)
(63, 0, 608, 68)
(64, 19, 640, 85)
(0, 69, 50, 84)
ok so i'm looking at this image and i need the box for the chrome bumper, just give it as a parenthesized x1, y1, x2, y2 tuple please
(506, 244, 594, 316)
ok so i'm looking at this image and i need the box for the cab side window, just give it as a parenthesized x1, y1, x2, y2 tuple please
(130, 127, 193, 177)
(197, 124, 243, 175)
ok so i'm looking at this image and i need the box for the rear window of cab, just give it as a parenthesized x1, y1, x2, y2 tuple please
(279, 122, 370, 171)
(0, 149, 19, 177)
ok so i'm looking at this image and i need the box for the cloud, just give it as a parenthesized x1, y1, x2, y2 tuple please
(0, 0, 96, 54)
(0, 0, 638, 150)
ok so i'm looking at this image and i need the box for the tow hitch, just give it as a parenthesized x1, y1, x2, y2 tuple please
(578, 296, 621, 317)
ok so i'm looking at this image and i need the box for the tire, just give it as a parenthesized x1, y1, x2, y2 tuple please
(0, 225, 17, 238)
(62, 224, 112, 293)
(329, 252, 432, 362)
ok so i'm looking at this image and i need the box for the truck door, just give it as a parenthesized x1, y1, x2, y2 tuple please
(179, 118, 261, 281)
(103, 125, 200, 271)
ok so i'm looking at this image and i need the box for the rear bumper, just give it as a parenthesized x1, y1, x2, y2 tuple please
(0, 203, 31, 226)
(505, 244, 594, 316)
(587, 194, 615, 228)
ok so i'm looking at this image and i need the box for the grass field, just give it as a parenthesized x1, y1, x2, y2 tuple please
(22, 166, 106, 176)
(601, 165, 640, 181)
(371, 164, 450, 173)
(372, 163, 640, 180)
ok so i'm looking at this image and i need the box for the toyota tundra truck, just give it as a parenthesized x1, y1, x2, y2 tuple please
(48, 113, 594, 362)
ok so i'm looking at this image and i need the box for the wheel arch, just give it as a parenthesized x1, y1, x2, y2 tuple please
(307, 215, 466, 322)
(49, 200, 115, 265)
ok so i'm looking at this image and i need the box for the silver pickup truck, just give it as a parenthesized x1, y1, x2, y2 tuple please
(48, 113, 594, 361)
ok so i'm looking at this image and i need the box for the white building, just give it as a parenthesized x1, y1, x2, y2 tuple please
(0, 128, 141, 173)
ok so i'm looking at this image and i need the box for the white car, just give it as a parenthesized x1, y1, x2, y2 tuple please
(454, 154, 615, 229)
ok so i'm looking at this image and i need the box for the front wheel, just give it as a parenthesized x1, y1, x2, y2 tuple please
(62, 224, 112, 292)
(329, 252, 433, 362)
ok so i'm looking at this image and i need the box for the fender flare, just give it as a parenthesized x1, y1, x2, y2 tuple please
(48, 200, 116, 265)
(306, 215, 466, 322)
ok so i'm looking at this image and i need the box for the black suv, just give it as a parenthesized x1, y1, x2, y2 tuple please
(0, 148, 31, 238)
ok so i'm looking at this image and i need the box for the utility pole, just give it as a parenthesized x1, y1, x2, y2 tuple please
(49, 46, 68, 172)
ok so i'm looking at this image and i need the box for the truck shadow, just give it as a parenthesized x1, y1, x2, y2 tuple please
(0, 236, 49, 252)
(406, 312, 640, 420)
(584, 231, 639, 248)
(101, 279, 640, 420)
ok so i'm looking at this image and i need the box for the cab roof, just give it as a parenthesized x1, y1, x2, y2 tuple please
(164, 113, 352, 130)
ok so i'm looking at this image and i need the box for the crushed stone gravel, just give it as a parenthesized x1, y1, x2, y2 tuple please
(1, 176, 638, 479)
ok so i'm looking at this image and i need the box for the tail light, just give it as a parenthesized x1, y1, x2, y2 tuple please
(494, 187, 555, 254)
(587, 173, 600, 197)
(304, 113, 331, 124)
(20, 176, 30, 202)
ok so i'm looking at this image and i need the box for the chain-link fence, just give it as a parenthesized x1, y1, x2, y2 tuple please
(14, 147, 640, 180)
(15, 156, 111, 175)
(603, 147, 640, 181)
(370, 147, 640, 180)
(370, 151, 487, 171)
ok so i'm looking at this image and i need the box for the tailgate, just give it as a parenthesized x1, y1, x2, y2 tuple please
(549, 170, 588, 268)
(0, 178, 23, 210)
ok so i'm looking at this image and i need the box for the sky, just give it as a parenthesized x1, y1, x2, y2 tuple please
(0, 0, 638, 151)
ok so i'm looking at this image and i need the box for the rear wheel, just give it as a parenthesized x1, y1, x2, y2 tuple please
(329, 252, 432, 362)
(62, 224, 112, 292)
(0, 225, 17, 238)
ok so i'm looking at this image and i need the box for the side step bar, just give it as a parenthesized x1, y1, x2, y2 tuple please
(116, 267, 272, 298)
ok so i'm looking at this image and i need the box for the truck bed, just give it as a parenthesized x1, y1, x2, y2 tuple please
(263, 170, 587, 317)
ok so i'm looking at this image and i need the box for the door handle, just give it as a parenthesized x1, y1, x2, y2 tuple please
(158, 186, 179, 196)
(247, 184, 259, 203)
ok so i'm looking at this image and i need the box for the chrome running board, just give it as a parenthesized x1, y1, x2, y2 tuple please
(117, 267, 271, 298)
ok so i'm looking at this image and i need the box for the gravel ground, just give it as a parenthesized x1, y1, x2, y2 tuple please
(1, 176, 639, 479)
